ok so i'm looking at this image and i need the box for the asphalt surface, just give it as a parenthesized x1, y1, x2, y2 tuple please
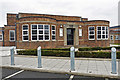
(1, 67, 119, 80)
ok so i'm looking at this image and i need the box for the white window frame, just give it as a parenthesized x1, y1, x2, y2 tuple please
(88, 26, 95, 40)
(97, 26, 109, 40)
(51, 25, 56, 41)
(79, 29, 82, 36)
(31, 24, 50, 41)
(0, 33, 3, 41)
(9, 30, 15, 41)
(115, 35, 118, 40)
(22, 24, 29, 41)
(110, 35, 114, 40)
(59, 28, 63, 37)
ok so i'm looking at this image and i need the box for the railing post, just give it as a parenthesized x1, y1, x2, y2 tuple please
(111, 47, 117, 74)
(70, 47, 75, 71)
(10, 47, 14, 65)
(37, 46, 42, 68)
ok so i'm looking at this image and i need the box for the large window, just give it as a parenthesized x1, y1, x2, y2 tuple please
(88, 26, 95, 40)
(97, 26, 109, 40)
(31, 24, 50, 41)
(9, 30, 15, 41)
(51, 25, 56, 40)
(22, 25, 29, 41)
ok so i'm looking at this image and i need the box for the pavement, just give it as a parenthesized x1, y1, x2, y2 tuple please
(1, 67, 116, 80)
(0, 55, 120, 79)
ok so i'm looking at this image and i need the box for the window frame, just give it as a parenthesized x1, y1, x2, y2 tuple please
(51, 25, 56, 41)
(31, 24, 50, 41)
(110, 35, 114, 40)
(79, 29, 82, 36)
(9, 30, 15, 41)
(0, 33, 3, 41)
(97, 26, 109, 40)
(22, 24, 29, 41)
(88, 26, 95, 40)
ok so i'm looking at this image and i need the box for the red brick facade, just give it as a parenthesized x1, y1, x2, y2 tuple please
(3, 13, 110, 49)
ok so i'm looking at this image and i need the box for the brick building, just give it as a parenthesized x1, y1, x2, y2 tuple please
(2, 13, 110, 49)
(110, 26, 120, 44)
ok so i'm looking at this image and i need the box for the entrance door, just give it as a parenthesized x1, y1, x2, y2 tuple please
(67, 28, 75, 45)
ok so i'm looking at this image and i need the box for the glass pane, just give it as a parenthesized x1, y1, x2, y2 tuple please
(89, 35, 94, 39)
(32, 25, 37, 29)
(44, 25, 49, 29)
(0, 38, 2, 40)
(52, 31, 55, 34)
(10, 38, 14, 40)
(98, 31, 101, 34)
(89, 27, 94, 30)
(102, 27, 105, 30)
(39, 30, 43, 34)
(44, 30, 49, 34)
(106, 31, 108, 34)
(23, 25, 28, 30)
(23, 31, 28, 35)
(102, 31, 105, 34)
(52, 26, 55, 30)
(98, 35, 101, 39)
(98, 27, 101, 30)
(90, 31, 94, 34)
(38, 25, 43, 29)
(52, 35, 56, 40)
(106, 35, 108, 38)
(32, 36, 37, 40)
(10, 31, 14, 37)
(45, 35, 49, 40)
(23, 36, 28, 40)
(0, 35, 2, 38)
(39, 35, 43, 40)
(102, 35, 105, 38)
(32, 30, 37, 34)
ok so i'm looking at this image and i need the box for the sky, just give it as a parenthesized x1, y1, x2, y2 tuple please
(0, 0, 119, 27)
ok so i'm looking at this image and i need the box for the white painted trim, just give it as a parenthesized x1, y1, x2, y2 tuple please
(88, 26, 95, 40)
(9, 30, 15, 41)
(22, 24, 29, 41)
(51, 25, 56, 40)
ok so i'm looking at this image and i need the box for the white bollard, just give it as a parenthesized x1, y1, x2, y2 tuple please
(10, 47, 14, 65)
(70, 47, 75, 71)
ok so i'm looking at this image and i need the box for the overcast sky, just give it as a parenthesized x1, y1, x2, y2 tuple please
(0, 0, 119, 27)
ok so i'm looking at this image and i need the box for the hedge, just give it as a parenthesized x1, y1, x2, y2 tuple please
(17, 50, 120, 59)
(78, 47, 120, 51)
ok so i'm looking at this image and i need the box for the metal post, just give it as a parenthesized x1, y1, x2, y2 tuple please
(10, 47, 14, 65)
(37, 46, 42, 68)
(70, 47, 75, 71)
(111, 47, 117, 74)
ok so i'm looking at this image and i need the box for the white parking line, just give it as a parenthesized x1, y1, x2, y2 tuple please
(2, 70, 24, 80)
(69, 75, 74, 80)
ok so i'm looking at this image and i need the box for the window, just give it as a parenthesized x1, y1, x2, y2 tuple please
(115, 35, 118, 40)
(31, 24, 50, 41)
(51, 25, 56, 40)
(110, 35, 113, 40)
(119, 35, 120, 40)
(59, 28, 63, 36)
(9, 30, 15, 41)
(97, 26, 109, 40)
(79, 29, 82, 36)
(88, 26, 95, 40)
(0, 34, 3, 41)
(22, 25, 29, 41)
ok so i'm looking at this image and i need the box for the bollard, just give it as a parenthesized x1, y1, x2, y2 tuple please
(37, 46, 42, 68)
(111, 47, 117, 74)
(10, 47, 14, 65)
(70, 47, 75, 71)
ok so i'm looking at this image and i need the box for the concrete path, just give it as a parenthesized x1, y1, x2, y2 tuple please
(0, 55, 119, 78)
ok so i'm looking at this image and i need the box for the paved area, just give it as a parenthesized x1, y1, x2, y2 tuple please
(1, 67, 116, 80)
(0, 55, 119, 78)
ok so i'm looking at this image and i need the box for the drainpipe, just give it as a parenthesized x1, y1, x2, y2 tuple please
(15, 23, 17, 48)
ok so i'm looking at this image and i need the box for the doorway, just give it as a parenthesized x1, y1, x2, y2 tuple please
(67, 28, 75, 45)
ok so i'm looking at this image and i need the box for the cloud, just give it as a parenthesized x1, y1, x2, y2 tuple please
(0, 0, 119, 26)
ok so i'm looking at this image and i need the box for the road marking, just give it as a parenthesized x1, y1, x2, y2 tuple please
(69, 75, 74, 80)
(2, 70, 24, 80)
